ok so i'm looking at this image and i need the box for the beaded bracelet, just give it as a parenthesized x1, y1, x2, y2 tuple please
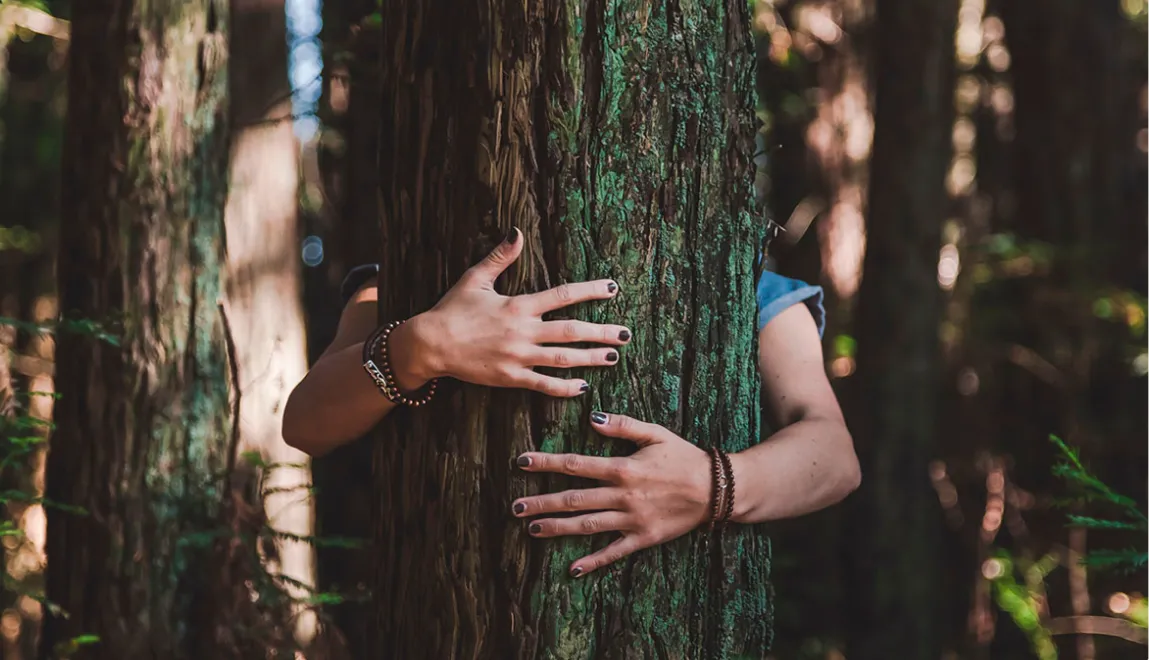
(706, 447, 735, 531)
(362, 320, 439, 407)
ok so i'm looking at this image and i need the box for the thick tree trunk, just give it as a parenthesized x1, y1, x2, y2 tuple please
(845, 0, 955, 658)
(42, 1, 249, 657)
(225, 0, 315, 647)
(370, 1, 771, 657)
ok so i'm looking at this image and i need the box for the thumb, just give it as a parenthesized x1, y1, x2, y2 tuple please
(589, 411, 663, 448)
(466, 227, 523, 288)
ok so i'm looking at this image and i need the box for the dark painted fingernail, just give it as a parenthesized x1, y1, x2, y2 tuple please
(513, 502, 526, 515)
(618, 329, 631, 342)
(579, 382, 590, 393)
(516, 455, 531, 467)
(606, 351, 619, 363)
(591, 412, 608, 425)
(607, 281, 618, 294)
(571, 567, 583, 578)
(529, 523, 542, 535)
(505, 228, 518, 244)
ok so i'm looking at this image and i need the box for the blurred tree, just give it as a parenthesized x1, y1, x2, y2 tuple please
(844, 0, 956, 658)
(41, 1, 264, 657)
(368, 0, 774, 656)
(0, 11, 67, 657)
(307, 9, 380, 658)
(225, 0, 315, 647)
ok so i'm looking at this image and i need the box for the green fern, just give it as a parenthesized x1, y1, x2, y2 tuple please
(1050, 435, 1147, 573)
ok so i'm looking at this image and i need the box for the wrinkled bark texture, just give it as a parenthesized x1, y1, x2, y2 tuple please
(845, 0, 955, 658)
(43, 0, 242, 657)
(370, 0, 772, 657)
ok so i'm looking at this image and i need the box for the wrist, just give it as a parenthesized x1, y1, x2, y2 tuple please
(385, 313, 442, 391)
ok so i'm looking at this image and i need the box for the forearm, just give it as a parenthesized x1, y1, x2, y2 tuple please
(282, 320, 435, 456)
(725, 417, 860, 524)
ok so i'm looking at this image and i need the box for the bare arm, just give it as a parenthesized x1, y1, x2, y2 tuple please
(726, 302, 861, 522)
(282, 229, 632, 457)
(511, 299, 860, 577)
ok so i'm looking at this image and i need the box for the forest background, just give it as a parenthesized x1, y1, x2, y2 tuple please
(0, 0, 1145, 658)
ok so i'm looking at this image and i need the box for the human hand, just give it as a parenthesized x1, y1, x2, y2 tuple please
(512, 412, 713, 577)
(391, 228, 630, 396)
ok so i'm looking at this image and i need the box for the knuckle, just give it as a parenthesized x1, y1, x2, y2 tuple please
(562, 454, 582, 474)
(555, 284, 573, 303)
(580, 517, 601, 533)
(563, 491, 584, 510)
(563, 321, 581, 340)
(504, 297, 525, 316)
(612, 461, 633, 483)
(553, 350, 570, 367)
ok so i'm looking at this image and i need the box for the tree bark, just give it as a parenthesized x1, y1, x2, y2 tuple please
(370, 0, 772, 657)
(42, 1, 249, 657)
(845, 0, 955, 658)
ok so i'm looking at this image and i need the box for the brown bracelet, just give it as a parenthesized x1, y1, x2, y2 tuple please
(362, 320, 438, 407)
(716, 448, 736, 524)
(707, 447, 734, 531)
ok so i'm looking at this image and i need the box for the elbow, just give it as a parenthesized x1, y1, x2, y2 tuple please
(282, 388, 326, 458)
(838, 436, 862, 498)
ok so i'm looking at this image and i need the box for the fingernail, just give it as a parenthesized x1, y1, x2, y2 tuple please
(579, 382, 590, 393)
(606, 351, 619, 363)
(513, 502, 526, 515)
(591, 412, 608, 425)
(529, 523, 542, 535)
(571, 567, 583, 578)
(505, 228, 519, 244)
(618, 329, 631, 342)
(607, 281, 618, 294)
(516, 455, 531, 467)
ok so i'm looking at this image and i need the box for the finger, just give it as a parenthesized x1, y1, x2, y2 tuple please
(527, 511, 630, 539)
(516, 280, 620, 315)
(516, 451, 625, 482)
(569, 533, 647, 577)
(526, 347, 620, 369)
(589, 411, 663, 447)
(535, 320, 632, 346)
(464, 227, 523, 288)
(506, 370, 589, 398)
(512, 487, 623, 517)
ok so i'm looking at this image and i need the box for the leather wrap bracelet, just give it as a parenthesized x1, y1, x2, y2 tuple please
(362, 320, 439, 407)
(706, 446, 736, 530)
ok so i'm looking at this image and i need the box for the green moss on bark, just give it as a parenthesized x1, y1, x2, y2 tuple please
(371, 0, 772, 657)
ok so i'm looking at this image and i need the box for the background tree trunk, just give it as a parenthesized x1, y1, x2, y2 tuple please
(370, 0, 773, 657)
(42, 1, 247, 656)
(225, 0, 315, 647)
(845, 0, 955, 658)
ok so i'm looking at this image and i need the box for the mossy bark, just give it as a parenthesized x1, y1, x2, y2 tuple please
(844, 0, 955, 658)
(43, 1, 242, 657)
(370, 0, 771, 657)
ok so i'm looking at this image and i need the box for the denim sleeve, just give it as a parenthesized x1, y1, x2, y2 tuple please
(756, 270, 826, 338)
(340, 263, 381, 305)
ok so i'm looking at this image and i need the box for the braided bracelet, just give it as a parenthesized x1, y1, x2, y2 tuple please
(362, 320, 439, 407)
(716, 447, 736, 524)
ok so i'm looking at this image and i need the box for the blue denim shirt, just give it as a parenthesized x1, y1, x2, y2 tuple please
(341, 263, 824, 338)
(756, 269, 825, 338)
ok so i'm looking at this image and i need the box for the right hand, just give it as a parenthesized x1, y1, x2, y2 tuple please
(391, 228, 630, 397)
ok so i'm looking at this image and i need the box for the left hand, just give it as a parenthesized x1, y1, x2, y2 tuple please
(513, 412, 712, 578)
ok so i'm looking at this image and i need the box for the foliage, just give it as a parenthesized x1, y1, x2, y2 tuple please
(1050, 435, 1148, 573)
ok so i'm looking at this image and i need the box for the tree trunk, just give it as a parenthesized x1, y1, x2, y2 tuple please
(309, 14, 380, 659)
(370, 1, 772, 657)
(845, 0, 955, 658)
(225, 0, 315, 647)
(42, 1, 249, 657)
